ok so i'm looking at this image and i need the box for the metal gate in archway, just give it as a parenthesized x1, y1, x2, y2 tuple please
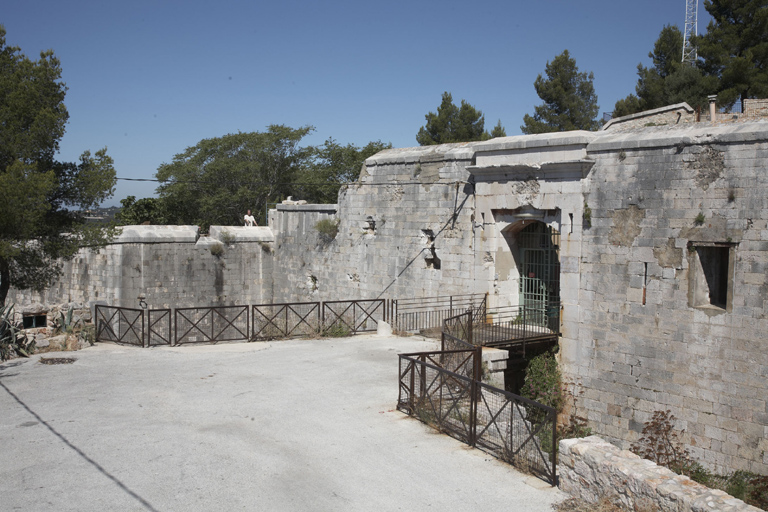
(518, 222, 560, 328)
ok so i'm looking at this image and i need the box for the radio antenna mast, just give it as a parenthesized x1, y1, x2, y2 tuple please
(682, 0, 698, 64)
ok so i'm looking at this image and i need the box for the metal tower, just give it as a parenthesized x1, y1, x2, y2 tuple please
(682, 0, 698, 64)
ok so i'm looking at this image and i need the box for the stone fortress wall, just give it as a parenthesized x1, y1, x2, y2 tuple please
(9, 225, 275, 310)
(8, 112, 768, 476)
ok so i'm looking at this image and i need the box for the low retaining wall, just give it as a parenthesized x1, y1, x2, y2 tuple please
(558, 436, 761, 511)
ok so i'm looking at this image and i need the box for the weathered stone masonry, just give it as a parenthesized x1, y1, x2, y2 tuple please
(8, 120, 768, 476)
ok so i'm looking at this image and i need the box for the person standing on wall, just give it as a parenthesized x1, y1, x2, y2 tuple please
(244, 210, 256, 226)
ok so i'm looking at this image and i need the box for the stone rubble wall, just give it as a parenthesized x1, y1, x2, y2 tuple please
(743, 99, 768, 118)
(559, 436, 762, 512)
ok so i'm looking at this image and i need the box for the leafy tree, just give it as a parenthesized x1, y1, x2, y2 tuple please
(695, 0, 768, 107)
(0, 26, 116, 307)
(296, 138, 391, 204)
(613, 25, 714, 117)
(116, 196, 168, 225)
(521, 50, 600, 134)
(416, 92, 504, 145)
(155, 126, 314, 229)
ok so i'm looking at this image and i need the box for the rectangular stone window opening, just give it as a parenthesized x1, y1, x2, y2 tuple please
(22, 314, 48, 329)
(689, 242, 734, 311)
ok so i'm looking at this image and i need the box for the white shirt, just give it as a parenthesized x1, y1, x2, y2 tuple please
(244, 214, 256, 226)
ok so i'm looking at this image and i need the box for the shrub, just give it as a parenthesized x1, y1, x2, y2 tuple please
(0, 305, 35, 361)
(315, 218, 339, 244)
(220, 230, 236, 245)
(209, 243, 224, 257)
(521, 351, 563, 413)
(631, 410, 693, 476)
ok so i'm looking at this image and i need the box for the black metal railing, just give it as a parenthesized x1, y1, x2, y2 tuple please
(397, 351, 557, 485)
(148, 309, 171, 346)
(322, 299, 385, 334)
(174, 305, 250, 345)
(475, 303, 561, 351)
(95, 305, 145, 346)
(392, 293, 486, 332)
(252, 302, 321, 340)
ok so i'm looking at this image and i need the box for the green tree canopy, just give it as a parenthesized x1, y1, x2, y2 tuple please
(613, 25, 714, 117)
(521, 50, 600, 134)
(295, 138, 391, 204)
(0, 26, 117, 306)
(156, 126, 314, 229)
(116, 196, 168, 225)
(153, 130, 391, 229)
(416, 92, 504, 145)
(695, 0, 768, 107)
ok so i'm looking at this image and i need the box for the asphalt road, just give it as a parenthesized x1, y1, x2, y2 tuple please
(0, 335, 565, 511)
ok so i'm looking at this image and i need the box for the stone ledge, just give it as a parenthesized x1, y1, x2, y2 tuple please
(559, 436, 762, 512)
(274, 204, 338, 213)
(209, 226, 275, 242)
(115, 225, 199, 243)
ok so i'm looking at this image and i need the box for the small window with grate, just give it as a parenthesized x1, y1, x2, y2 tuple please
(689, 242, 734, 311)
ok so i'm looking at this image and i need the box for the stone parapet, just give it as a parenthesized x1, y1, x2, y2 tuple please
(559, 436, 762, 511)
(208, 225, 274, 242)
(115, 225, 199, 243)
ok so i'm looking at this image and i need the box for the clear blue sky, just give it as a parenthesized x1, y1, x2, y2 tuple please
(3, 0, 710, 206)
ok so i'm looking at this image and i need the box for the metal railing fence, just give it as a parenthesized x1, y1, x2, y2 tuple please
(174, 305, 250, 345)
(147, 309, 171, 346)
(392, 293, 486, 332)
(95, 305, 144, 346)
(252, 302, 321, 340)
(397, 352, 557, 485)
(322, 299, 385, 334)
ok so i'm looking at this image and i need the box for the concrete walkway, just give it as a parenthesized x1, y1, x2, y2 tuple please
(0, 335, 565, 511)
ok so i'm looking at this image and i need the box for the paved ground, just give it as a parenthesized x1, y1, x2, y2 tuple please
(0, 335, 565, 511)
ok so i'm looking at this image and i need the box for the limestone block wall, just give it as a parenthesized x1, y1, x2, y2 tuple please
(270, 144, 484, 302)
(568, 122, 768, 475)
(7, 225, 274, 309)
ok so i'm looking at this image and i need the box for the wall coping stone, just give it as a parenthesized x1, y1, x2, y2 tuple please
(471, 130, 598, 152)
(588, 120, 768, 152)
(559, 436, 762, 511)
(115, 225, 199, 243)
(364, 143, 475, 166)
(274, 204, 337, 213)
(601, 102, 695, 131)
(209, 225, 275, 242)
